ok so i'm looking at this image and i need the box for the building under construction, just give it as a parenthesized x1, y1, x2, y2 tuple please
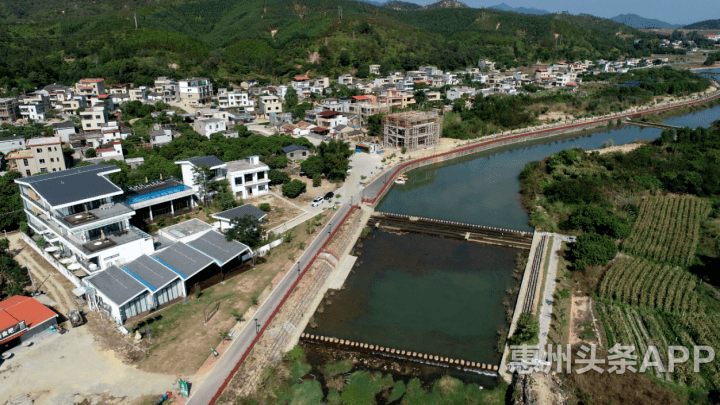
(383, 111, 441, 151)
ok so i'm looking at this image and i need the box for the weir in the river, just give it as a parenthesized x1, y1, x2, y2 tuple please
(371, 211, 533, 250)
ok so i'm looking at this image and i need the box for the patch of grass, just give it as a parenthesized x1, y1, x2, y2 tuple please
(340, 371, 393, 405)
(290, 380, 323, 405)
(323, 359, 353, 378)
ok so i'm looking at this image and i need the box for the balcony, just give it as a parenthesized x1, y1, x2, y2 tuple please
(60, 202, 134, 228)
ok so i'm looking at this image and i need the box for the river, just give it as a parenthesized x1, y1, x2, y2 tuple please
(377, 72, 720, 231)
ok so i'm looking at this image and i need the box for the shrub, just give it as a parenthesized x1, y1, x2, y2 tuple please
(569, 233, 618, 271)
(282, 180, 307, 198)
(312, 174, 321, 187)
(84, 148, 96, 158)
(269, 169, 291, 185)
(401, 147, 407, 154)
(156, 217, 166, 227)
(185, 214, 191, 220)
(259, 203, 271, 212)
(36, 237, 46, 249)
(19, 221, 29, 235)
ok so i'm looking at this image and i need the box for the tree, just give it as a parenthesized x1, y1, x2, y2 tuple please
(284, 87, 298, 110)
(264, 155, 289, 169)
(269, 169, 291, 185)
(213, 188, 238, 211)
(192, 164, 217, 208)
(301, 155, 324, 178)
(318, 140, 353, 181)
(225, 215, 263, 248)
(508, 313, 539, 345)
(0, 172, 23, 231)
(84, 148, 96, 158)
(312, 173, 321, 187)
(282, 180, 307, 198)
(413, 90, 427, 106)
(259, 203, 271, 212)
(367, 114, 384, 138)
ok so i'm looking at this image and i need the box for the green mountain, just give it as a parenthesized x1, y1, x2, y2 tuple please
(683, 19, 720, 30)
(0, 0, 644, 92)
(383, 1, 423, 10)
(611, 14, 679, 29)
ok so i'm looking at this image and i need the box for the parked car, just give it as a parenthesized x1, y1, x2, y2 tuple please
(324, 192, 334, 200)
(346, 167, 352, 174)
(311, 196, 324, 207)
(569, 236, 577, 243)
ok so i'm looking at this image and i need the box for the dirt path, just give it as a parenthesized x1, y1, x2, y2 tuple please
(7, 233, 77, 319)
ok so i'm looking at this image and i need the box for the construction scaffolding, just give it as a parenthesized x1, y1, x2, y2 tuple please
(383, 111, 441, 151)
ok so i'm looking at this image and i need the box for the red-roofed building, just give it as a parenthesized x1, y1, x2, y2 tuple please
(0, 296, 57, 346)
(534, 69, 550, 81)
(291, 76, 312, 91)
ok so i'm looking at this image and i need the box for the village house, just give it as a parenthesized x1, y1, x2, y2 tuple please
(75, 78, 106, 97)
(282, 144, 311, 161)
(154, 77, 180, 102)
(7, 137, 67, 177)
(259, 95, 282, 118)
(194, 118, 227, 137)
(212, 204, 267, 231)
(218, 88, 253, 108)
(179, 78, 213, 106)
(80, 106, 108, 131)
(0, 296, 58, 346)
(52, 122, 76, 142)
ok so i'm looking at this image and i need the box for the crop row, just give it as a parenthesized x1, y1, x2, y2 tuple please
(599, 257, 698, 313)
(622, 195, 711, 266)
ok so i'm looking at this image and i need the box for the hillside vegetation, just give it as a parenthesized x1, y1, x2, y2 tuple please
(0, 0, 644, 90)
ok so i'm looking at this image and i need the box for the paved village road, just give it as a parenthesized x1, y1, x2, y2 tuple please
(186, 201, 357, 405)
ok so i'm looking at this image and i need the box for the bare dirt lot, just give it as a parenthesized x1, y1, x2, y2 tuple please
(248, 193, 304, 230)
(1, 234, 176, 405)
(569, 295, 599, 345)
(287, 175, 344, 206)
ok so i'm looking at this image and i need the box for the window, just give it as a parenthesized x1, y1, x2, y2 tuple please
(95, 115, 100, 119)
(47, 147, 52, 152)
(86, 124, 91, 128)
(302, 152, 307, 157)
(39, 159, 45, 164)
(244, 173, 253, 183)
(50, 158, 54, 163)
(40, 168, 47, 173)
(52, 169, 56, 172)
(22, 159, 28, 166)
(36, 148, 42, 153)
(26, 170, 31, 176)
(257, 172, 265, 180)
(234, 177, 242, 186)
(259, 185, 266, 191)
(54, 147, 57, 151)
(290, 153, 294, 158)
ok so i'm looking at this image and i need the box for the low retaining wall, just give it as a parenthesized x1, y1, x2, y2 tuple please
(256, 238, 283, 256)
(300, 333, 499, 373)
(363, 91, 720, 207)
(20, 233, 83, 289)
(375, 211, 532, 237)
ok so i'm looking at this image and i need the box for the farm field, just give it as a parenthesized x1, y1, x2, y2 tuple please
(622, 195, 711, 266)
(599, 257, 701, 313)
(598, 302, 720, 390)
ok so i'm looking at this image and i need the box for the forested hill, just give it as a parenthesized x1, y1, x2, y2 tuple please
(0, 0, 644, 91)
(683, 19, 720, 29)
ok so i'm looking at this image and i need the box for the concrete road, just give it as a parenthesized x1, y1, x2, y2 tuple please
(186, 203, 355, 405)
(537, 234, 570, 360)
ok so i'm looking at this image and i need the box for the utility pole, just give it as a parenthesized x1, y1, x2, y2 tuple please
(134, 12, 138, 30)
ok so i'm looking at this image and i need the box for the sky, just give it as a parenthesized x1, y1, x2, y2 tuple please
(406, 0, 720, 25)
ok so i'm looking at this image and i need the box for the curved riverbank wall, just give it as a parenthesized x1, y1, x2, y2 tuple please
(362, 91, 720, 208)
